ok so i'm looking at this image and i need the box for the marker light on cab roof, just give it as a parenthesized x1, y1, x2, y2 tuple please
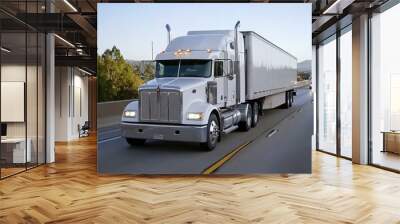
(174, 49, 191, 57)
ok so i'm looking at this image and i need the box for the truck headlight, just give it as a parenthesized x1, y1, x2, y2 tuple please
(187, 112, 203, 120)
(124, 110, 136, 118)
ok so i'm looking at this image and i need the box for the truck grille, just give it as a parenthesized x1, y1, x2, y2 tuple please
(139, 89, 182, 123)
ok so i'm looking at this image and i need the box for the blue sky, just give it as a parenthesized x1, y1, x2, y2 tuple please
(98, 3, 311, 62)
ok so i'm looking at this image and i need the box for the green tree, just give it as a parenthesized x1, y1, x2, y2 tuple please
(97, 46, 144, 102)
(142, 62, 155, 82)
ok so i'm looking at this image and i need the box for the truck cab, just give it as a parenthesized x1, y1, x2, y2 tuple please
(121, 30, 249, 150)
(121, 24, 299, 150)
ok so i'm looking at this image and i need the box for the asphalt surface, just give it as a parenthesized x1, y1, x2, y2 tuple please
(98, 88, 313, 174)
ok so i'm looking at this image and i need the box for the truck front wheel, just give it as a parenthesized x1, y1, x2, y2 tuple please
(200, 113, 220, 151)
(126, 138, 146, 146)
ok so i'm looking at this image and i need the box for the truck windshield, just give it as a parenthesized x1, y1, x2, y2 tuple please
(155, 60, 211, 78)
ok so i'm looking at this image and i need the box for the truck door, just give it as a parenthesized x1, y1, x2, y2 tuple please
(214, 60, 226, 106)
(225, 60, 236, 106)
(214, 60, 236, 107)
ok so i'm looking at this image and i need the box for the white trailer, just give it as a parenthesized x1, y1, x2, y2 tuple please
(121, 22, 307, 150)
(243, 32, 297, 104)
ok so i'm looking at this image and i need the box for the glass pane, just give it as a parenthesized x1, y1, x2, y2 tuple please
(318, 37, 337, 154)
(179, 60, 211, 77)
(1, 31, 27, 177)
(371, 4, 400, 171)
(38, 33, 45, 165)
(27, 31, 38, 169)
(340, 29, 352, 158)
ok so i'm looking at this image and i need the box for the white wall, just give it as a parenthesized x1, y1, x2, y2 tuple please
(55, 67, 89, 141)
(1, 63, 46, 164)
(1, 65, 26, 139)
(71, 72, 89, 138)
(1, 65, 41, 138)
(55, 66, 70, 141)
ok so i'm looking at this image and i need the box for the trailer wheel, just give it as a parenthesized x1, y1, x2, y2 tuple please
(251, 102, 259, 127)
(200, 113, 220, 151)
(284, 91, 292, 108)
(126, 138, 146, 146)
(239, 104, 252, 131)
(289, 91, 294, 107)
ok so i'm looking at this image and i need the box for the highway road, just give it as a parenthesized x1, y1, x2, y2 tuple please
(98, 87, 313, 174)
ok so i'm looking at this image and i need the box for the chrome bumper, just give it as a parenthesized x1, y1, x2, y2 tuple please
(121, 122, 208, 143)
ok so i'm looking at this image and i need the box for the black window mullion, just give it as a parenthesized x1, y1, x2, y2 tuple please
(316, 45, 320, 151)
(73, 68, 75, 117)
(44, 0, 48, 164)
(367, 11, 373, 165)
(24, 0, 28, 171)
(36, 1, 39, 167)
(336, 29, 341, 157)
(44, 33, 47, 164)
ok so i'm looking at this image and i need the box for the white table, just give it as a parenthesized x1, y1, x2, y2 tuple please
(1, 138, 31, 163)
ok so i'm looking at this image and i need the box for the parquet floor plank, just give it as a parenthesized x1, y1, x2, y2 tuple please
(1, 135, 400, 223)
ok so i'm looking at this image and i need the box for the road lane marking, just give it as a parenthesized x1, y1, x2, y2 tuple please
(201, 100, 311, 174)
(202, 141, 253, 175)
(266, 129, 279, 138)
(98, 136, 121, 144)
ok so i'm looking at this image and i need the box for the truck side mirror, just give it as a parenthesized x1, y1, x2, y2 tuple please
(230, 42, 235, 50)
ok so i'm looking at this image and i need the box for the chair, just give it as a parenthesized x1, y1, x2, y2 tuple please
(79, 121, 90, 138)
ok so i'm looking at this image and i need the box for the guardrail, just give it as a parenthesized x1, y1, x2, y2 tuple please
(97, 99, 136, 128)
(294, 80, 311, 89)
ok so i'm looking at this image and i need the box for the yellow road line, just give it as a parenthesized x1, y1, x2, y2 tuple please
(201, 100, 309, 174)
(202, 141, 252, 175)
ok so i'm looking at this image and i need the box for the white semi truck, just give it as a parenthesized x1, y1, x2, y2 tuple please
(121, 22, 302, 150)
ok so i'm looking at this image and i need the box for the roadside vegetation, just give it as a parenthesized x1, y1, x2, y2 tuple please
(97, 46, 155, 102)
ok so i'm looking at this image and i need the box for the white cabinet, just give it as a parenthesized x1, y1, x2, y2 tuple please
(1, 138, 31, 163)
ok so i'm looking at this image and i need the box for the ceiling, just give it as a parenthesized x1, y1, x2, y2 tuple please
(0, 0, 395, 74)
(0, 0, 98, 74)
(310, 0, 390, 44)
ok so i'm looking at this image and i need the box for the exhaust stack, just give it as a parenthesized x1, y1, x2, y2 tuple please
(234, 21, 241, 104)
(165, 24, 171, 44)
(234, 21, 240, 62)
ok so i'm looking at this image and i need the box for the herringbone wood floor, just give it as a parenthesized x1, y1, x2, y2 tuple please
(1, 134, 400, 223)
